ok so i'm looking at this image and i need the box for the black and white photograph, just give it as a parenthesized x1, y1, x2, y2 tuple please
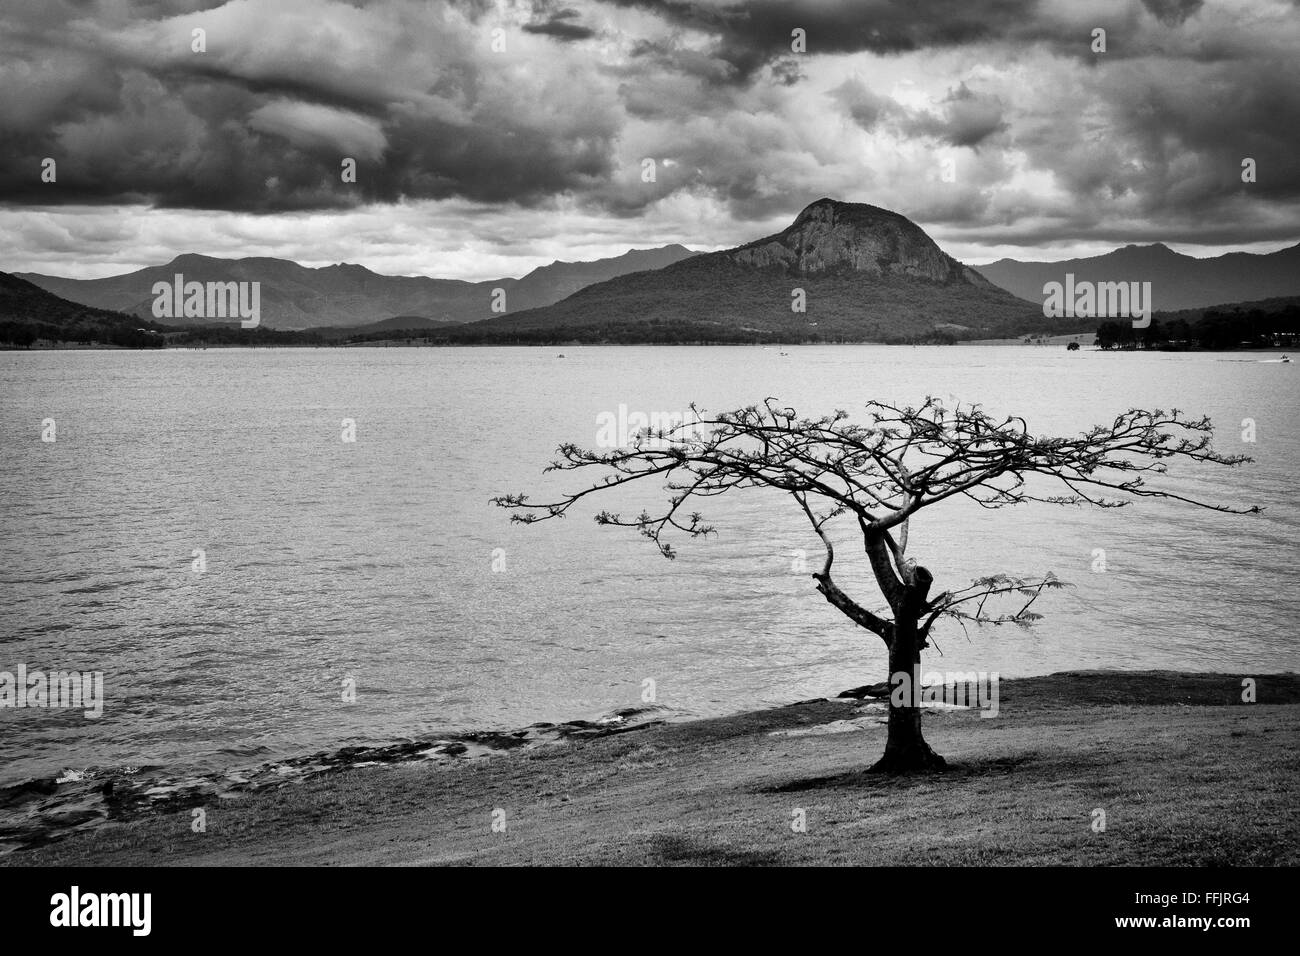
(0, 0, 1296, 929)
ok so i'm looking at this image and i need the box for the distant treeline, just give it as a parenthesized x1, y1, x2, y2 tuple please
(12, 306, 1296, 351)
(0, 270, 171, 348)
(1095, 303, 1300, 350)
(166, 326, 329, 347)
(158, 319, 964, 347)
(358, 318, 789, 345)
(1, 319, 165, 349)
(351, 320, 966, 346)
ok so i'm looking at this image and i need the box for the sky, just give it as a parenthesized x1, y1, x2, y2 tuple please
(1, 0, 1297, 280)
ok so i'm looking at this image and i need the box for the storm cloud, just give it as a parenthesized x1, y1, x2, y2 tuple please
(0, 0, 1296, 277)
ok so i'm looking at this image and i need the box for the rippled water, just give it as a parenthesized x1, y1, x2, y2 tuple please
(1, 345, 1296, 786)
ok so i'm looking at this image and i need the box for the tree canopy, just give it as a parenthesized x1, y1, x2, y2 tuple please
(495, 398, 1257, 770)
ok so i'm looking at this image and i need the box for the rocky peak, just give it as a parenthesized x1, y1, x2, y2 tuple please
(728, 198, 978, 284)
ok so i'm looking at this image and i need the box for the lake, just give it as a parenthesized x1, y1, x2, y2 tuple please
(1, 345, 1296, 787)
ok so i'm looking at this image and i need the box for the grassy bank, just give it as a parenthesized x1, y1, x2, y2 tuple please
(8, 671, 1298, 866)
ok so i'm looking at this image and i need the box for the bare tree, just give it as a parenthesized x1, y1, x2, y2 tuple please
(494, 399, 1257, 772)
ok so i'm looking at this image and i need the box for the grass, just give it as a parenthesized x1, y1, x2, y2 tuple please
(6, 671, 1297, 866)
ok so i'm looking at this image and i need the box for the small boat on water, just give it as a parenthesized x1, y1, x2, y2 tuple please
(1283, 355, 1291, 363)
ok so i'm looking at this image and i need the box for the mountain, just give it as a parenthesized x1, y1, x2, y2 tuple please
(1151, 295, 1300, 326)
(435, 199, 1052, 343)
(0, 271, 163, 348)
(510, 245, 697, 308)
(15, 245, 697, 330)
(337, 314, 460, 334)
(975, 243, 1300, 311)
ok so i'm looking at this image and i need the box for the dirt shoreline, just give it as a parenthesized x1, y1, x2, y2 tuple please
(5, 670, 1298, 866)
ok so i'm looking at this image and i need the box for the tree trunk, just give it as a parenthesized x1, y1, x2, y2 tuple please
(871, 615, 947, 773)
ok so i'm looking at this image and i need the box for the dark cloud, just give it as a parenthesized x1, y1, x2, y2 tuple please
(0, 0, 1295, 256)
(523, 6, 597, 40)
(831, 79, 1005, 149)
(1001, 52, 1300, 235)
(625, 37, 748, 87)
(0, 0, 622, 211)
(901, 83, 1006, 149)
(1140, 0, 1204, 26)
(609, 0, 1041, 83)
(522, 20, 597, 39)
(829, 78, 894, 130)
(604, 0, 1231, 82)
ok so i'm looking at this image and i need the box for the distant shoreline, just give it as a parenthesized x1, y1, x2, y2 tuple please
(4, 339, 1296, 352)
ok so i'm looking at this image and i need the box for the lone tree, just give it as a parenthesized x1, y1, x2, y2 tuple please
(494, 399, 1257, 772)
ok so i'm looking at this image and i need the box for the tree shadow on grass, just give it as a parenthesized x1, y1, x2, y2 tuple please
(756, 754, 1042, 795)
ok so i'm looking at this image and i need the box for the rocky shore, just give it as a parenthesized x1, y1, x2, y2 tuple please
(4, 671, 1298, 866)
